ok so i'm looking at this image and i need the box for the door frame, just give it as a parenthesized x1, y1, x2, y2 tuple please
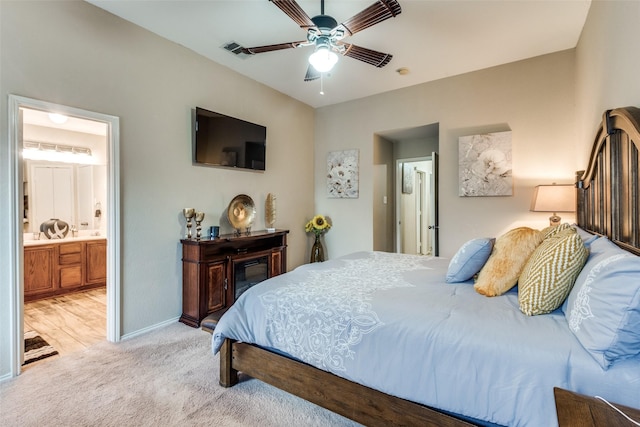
(415, 170, 427, 254)
(395, 156, 437, 255)
(7, 94, 121, 377)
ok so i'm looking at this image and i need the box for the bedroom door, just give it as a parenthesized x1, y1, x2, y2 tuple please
(429, 152, 439, 256)
(396, 155, 438, 256)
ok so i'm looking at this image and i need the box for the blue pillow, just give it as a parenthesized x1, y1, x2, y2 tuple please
(571, 224, 600, 246)
(446, 238, 495, 283)
(564, 237, 640, 369)
(562, 237, 616, 314)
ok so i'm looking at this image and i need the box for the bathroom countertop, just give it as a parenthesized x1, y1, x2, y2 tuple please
(24, 235, 106, 247)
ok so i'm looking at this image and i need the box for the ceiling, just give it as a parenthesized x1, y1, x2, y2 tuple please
(87, 1, 591, 109)
(22, 108, 108, 136)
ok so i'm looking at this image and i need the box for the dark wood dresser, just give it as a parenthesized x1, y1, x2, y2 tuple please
(179, 229, 288, 327)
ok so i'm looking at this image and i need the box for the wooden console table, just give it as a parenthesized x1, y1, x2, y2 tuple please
(179, 229, 288, 328)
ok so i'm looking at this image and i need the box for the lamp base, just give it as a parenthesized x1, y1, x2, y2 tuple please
(549, 213, 561, 226)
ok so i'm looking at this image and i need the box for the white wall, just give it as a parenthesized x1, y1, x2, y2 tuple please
(0, 1, 314, 378)
(316, 50, 578, 259)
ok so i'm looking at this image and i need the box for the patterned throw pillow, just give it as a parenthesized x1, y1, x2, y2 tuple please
(564, 238, 640, 369)
(446, 238, 495, 283)
(475, 227, 543, 297)
(541, 222, 571, 240)
(518, 228, 588, 315)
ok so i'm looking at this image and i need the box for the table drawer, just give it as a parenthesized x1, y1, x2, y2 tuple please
(59, 242, 82, 255)
(59, 253, 82, 265)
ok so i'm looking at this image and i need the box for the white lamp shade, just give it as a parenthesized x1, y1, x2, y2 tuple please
(309, 47, 338, 72)
(530, 184, 575, 213)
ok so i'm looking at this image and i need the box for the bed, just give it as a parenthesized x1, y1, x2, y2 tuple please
(212, 107, 640, 426)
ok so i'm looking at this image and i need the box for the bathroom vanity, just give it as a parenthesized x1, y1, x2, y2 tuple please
(24, 236, 107, 301)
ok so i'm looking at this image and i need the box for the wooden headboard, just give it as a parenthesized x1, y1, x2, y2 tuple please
(559, 107, 640, 425)
(576, 106, 640, 256)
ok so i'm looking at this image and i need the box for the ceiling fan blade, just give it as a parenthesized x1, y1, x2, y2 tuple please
(242, 41, 307, 55)
(304, 64, 320, 82)
(335, 0, 402, 37)
(341, 43, 393, 68)
(269, 0, 316, 29)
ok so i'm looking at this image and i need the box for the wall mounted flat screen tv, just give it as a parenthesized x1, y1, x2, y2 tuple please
(193, 107, 266, 171)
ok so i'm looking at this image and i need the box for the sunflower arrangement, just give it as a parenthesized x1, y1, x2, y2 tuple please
(305, 214, 331, 237)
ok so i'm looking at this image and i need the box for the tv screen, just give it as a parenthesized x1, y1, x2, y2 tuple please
(193, 107, 266, 171)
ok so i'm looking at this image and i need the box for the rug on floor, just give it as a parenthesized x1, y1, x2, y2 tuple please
(24, 330, 58, 365)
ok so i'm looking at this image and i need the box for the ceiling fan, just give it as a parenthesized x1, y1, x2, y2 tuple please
(240, 0, 402, 82)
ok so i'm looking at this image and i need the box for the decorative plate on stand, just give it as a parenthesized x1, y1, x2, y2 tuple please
(227, 194, 256, 234)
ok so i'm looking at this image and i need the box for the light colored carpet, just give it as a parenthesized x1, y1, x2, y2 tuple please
(0, 322, 360, 427)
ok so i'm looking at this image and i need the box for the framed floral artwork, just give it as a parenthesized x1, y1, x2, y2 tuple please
(458, 131, 513, 197)
(402, 163, 414, 194)
(327, 149, 359, 198)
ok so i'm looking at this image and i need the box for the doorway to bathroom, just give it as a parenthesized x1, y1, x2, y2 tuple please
(8, 95, 120, 376)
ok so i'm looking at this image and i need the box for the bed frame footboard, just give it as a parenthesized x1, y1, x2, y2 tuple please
(554, 388, 640, 426)
(219, 338, 474, 426)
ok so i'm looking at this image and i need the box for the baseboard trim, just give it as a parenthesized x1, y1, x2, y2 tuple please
(120, 316, 181, 341)
(0, 371, 15, 383)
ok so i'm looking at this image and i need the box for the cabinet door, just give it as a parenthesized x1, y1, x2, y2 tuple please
(31, 165, 74, 232)
(24, 246, 55, 296)
(206, 261, 226, 313)
(270, 248, 283, 277)
(59, 266, 83, 288)
(86, 240, 107, 284)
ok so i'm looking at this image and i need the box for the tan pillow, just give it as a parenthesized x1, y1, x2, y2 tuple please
(518, 228, 588, 315)
(475, 227, 543, 297)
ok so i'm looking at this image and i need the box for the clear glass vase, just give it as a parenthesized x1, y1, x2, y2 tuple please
(310, 234, 325, 263)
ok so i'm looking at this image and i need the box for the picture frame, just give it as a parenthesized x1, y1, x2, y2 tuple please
(327, 149, 359, 198)
(402, 163, 414, 194)
(458, 131, 513, 197)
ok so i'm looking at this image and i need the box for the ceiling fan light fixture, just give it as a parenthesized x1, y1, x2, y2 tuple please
(309, 45, 338, 72)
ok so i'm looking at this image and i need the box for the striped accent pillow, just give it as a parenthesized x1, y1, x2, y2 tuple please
(541, 222, 571, 239)
(518, 228, 588, 316)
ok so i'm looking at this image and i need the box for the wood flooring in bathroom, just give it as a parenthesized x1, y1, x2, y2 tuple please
(23, 287, 106, 367)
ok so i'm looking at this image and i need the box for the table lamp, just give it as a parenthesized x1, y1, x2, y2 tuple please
(530, 183, 575, 226)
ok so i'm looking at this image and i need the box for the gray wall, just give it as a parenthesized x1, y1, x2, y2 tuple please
(575, 0, 640, 163)
(315, 49, 578, 259)
(2, 0, 640, 380)
(0, 0, 315, 378)
(315, 1, 640, 262)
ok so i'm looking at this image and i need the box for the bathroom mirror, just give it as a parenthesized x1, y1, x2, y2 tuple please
(21, 107, 108, 237)
(23, 159, 103, 234)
